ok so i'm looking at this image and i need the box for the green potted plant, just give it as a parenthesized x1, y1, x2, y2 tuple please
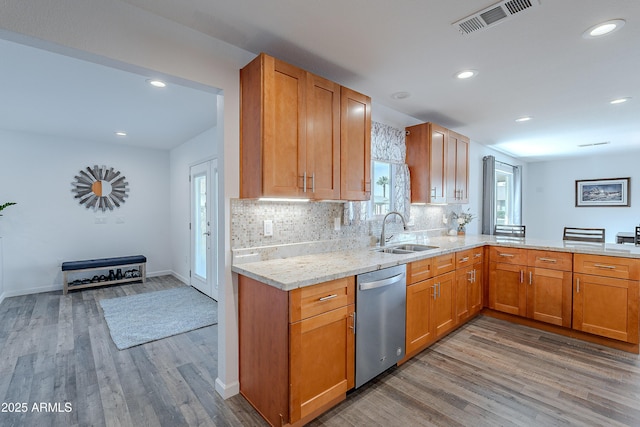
(0, 202, 17, 216)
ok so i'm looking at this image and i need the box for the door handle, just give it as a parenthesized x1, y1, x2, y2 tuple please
(203, 231, 211, 236)
(350, 312, 356, 335)
(319, 294, 338, 301)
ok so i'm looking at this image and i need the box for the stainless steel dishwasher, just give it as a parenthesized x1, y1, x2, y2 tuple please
(355, 264, 406, 388)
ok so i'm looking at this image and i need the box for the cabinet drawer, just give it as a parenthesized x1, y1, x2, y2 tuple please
(489, 246, 527, 265)
(434, 253, 456, 276)
(289, 277, 355, 322)
(574, 254, 640, 280)
(528, 250, 572, 272)
(456, 247, 483, 268)
(407, 258, 434, 284)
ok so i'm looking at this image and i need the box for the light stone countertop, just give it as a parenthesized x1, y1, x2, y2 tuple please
(231, 234, 640, 291)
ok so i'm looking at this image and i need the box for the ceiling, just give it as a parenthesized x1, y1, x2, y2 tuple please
(0, 36, 219, 150)
(121, 0, 639, 162)
(1, 0, 639, 161)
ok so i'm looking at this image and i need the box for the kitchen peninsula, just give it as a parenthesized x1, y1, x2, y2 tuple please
(234, 234, 640, 426)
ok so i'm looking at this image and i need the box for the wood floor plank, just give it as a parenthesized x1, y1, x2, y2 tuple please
(3, 277, 640, 426)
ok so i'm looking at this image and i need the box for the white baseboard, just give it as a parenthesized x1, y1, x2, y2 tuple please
(1, 270, 180, 299)
(171, 271, 189, 285)
(215, 377, 239, 399)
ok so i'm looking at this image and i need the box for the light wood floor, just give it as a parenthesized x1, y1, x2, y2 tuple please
(2, 278, 639, 426)
(0, 276, 265, 427)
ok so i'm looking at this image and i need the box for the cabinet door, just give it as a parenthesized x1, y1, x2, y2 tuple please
(470, 264, 483, 316)
(455, 265, 474, 323)
(527, 267, 572, 328)
(489, 262, 525, 316)
(340, 87, 371, 201)
(306, 74, 340, 199)
(406, 278, 435, 355)
(263, 58, 307, 197)
(454, 133, 469, 203)
(434, 271, 456, 339)
(289, 304, 355, 422)
(429, 124, 448, 204)
(573, 274, 639, 344)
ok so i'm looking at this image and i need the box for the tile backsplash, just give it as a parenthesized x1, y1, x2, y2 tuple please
(231, 199, 461, 262)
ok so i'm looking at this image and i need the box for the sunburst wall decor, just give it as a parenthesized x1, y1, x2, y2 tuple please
(72, 165, 129, 212)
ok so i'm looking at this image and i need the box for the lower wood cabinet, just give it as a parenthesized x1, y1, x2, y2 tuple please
(489, 248, 572, 328)
(573, 254, 639, 344)
(239, 275, 355, 427)
(289, 303, 354, 422)
(455, 248, 483, 324)
(406, 276, 436, 354)
(405, 252, 471, 359)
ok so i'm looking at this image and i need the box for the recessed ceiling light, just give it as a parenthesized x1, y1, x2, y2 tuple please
(515, 116, 532, 122)
(582, 19, 625, 39)
(610, 97, 631, 104)
(115, 131, 127, 137)
(455, 70, 477, 79)
(147, 79, 167, 88)
(391, 91, 411, 100)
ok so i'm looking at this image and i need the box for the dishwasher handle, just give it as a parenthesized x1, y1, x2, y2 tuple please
(359, 273, 405, 291)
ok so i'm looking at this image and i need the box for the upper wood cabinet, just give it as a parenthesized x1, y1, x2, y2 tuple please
(240, 53, 370, 201)
(447, 131, 469, 203)
(340, 87, 372, 201)
(406, 123, 447, 204)
(406, 122, 470, 204)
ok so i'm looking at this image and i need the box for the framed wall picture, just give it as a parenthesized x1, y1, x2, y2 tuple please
(575, 177, 630, 207)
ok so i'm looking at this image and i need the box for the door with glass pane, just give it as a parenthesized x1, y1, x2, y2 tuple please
(190, 160, 218, 300)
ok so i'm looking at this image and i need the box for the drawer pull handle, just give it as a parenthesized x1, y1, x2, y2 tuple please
(474, 253, 482, 258)
(499, 253, 515, 257)
(539, 257, 557, 263)
(460, 256, 469, 262)
(319, 294, 338, 301)
(594, 264, 616, 270)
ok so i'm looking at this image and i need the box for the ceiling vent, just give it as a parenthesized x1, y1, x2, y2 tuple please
(453, 0, 541, 35)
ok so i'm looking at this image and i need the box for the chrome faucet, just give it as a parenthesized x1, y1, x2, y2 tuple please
(380, 211, 408, 246)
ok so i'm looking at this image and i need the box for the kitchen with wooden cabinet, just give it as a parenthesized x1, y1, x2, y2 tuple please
(233, 48, 640, 427)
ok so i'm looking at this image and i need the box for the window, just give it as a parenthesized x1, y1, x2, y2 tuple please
(496, 164, 514, 225)
(371, 161, 393, 216)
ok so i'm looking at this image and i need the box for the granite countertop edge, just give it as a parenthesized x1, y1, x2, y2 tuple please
(232, 235, 640, 291)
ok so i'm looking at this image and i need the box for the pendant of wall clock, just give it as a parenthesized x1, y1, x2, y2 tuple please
(71, 165, 130, 212)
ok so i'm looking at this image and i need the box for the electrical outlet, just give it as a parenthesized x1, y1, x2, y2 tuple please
(95, 216, 107, 224)
(334, 217, 341, 231)
(264, 219, 273, 237)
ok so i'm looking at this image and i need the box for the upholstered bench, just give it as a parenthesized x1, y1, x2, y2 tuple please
(62, 255, 146, 294)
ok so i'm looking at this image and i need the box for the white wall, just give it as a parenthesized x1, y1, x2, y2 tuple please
(525, 151, 640, 242)
(169, 125, 219, 284)
(0, 129, 171, 296)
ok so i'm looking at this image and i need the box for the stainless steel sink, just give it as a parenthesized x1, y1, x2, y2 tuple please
(393, 244, 438, 251)
(374, 244, 438, 254)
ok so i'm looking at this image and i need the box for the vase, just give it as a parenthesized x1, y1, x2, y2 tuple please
(457, 226, 466, 235)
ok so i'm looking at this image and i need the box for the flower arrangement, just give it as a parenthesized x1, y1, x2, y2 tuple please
(452, 208, 475, 232)
(0, 202, 17, 216)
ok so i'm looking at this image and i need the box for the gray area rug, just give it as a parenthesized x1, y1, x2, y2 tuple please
(100, 286, 217, 350)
